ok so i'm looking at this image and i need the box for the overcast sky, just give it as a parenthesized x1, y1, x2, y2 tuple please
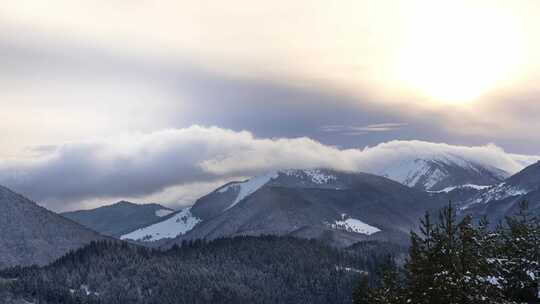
(1, 1, 540, 211)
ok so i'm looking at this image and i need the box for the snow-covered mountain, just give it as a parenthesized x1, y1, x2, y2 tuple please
(62, 201, 174, 237)
(148, 168, 449, 247)
(123, 165, 512, 246)
(459, 161, 540, 224)
(114, 150, 538, 246)
(0, 185, 105, 268)
(348, 140, 540, 192)
(374, 156, 509, 191)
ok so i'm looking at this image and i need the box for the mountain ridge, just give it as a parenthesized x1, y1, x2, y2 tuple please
(160, 168, 449, 247)
(121, 165, 510, 246)
(375, 155, 509, 191)
(0, 185, 105, 269)
(62, 201, 174, 237)
(452, 161, 540, 226)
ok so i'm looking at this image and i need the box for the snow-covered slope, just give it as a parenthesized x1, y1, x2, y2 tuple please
(375, 156, 509, 191)
(218, 171, 279, 211)
(121, 208, 201, 242)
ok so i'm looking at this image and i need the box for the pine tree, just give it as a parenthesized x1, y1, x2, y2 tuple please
(352, 275, 371, 304)
(427, 202, 461, 303)
(456, 215, 504, 303)
(352, 201, 540, 304)
(366, 257, 403, 304)
(498, 201, 540, 302)
(405, 212, 437, 304)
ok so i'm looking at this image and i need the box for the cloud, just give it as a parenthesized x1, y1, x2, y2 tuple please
(321, 123, 408, 135)
(2, 28, 540, 160)
(0, 125, 538, 211)
(0, 31, 408, 158)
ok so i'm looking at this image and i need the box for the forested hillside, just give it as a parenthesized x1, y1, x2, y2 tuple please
(0, 185, 104, 268)
(0, 236, 402, 304)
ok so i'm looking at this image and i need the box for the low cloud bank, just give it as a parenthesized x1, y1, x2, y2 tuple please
(0, 125, 537, 210)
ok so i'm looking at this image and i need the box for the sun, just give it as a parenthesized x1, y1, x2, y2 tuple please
(396, 1, 522, 104)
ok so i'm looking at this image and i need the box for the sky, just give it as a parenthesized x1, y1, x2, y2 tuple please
(1, 1, 540, 211)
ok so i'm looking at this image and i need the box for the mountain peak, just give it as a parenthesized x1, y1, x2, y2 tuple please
(376, 156, 508, 191)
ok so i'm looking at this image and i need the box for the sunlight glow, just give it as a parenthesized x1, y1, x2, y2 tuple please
(396, 1, 523, 104)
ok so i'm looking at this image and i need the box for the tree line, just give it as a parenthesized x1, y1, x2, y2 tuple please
(0, 236, 401, 304)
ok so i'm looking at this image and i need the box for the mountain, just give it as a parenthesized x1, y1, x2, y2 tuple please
(460, 161, 540, 223)
(120, 156, 520, 246)
(0, 185, 104, 269)
(62, 201, 174, 237)
(374, 155, 509, 191)
(127, 169, 446, 247)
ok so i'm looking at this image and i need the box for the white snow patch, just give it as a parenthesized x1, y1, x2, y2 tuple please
(121, 207, 201, 241)
(335, 265, 367, 274)
(283, 168, 337, 184)
(220, 172, 279, 211)
(429, 184, 492, 193)
(155, 209, 174, 217)
(70, 285, 99, 297)
(303, 169, 337, 184)
(326, 216, 381, 235)
(463, 184, 493, 190)
(81, 285, 99, 296)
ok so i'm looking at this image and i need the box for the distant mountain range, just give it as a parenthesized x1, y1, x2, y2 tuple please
(120, 160, 540, 247)
(62, 201, 174, 237)
(122, 169, 449, 247)
(176, 169, 450, 247)
(2, 152, 539, 268)
(0, 185, 104, 269)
